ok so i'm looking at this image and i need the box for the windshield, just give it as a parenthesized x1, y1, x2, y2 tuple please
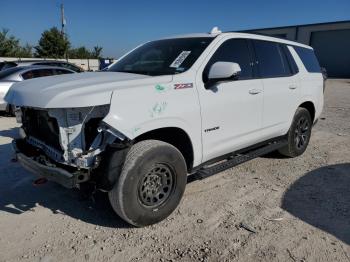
(108, 37, 214, 76)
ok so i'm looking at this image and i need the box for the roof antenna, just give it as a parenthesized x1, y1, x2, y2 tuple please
(210, 26, 222, 35)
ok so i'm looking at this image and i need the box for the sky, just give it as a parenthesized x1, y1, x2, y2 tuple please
(1, 0, 349, 58)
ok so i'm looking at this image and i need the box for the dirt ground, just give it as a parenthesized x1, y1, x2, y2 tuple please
(0, 79, 349, 262)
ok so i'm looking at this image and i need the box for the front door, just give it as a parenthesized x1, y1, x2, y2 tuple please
(196, 38, 264, 163)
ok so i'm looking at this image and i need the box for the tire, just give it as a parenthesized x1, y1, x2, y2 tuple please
(108, 140, 187, 227)
(279, 108, 312, 157)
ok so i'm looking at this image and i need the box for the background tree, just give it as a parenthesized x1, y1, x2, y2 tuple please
(0, 29, 33, 57)
(68, 46, 92, 59)
(17, 43, 33, 57)
(91, 46, 103, 59)
(35, 27, 70, 58)
(0, 27, 105, 60)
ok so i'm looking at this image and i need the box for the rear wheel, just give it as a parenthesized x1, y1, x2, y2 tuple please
(108, 140, 187, 227)
(279, 108, 312, 157)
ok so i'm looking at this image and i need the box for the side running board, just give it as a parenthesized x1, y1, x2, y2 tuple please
(187, 138, 288, 183)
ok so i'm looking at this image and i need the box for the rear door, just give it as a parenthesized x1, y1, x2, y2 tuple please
(196, 38, 264, 162)
(252, 40, 300, 138)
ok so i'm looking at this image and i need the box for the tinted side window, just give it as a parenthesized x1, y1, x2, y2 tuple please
(56, 62, 80, 72)
(281, 45, 299, 74)
(64, 63, 81, 72)
(54, 69, 73, 75)
(253, 40, 289, 78)
(294, 46, 321, 73)
(204, 39, 253, 81)
(22, 69, 55, 79)
(21, 70, 35, 80)
(33, 69, 55, 78)
(278, 44, 292, 76)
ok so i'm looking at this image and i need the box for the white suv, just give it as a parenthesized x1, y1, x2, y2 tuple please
(6, 28, 324, 226)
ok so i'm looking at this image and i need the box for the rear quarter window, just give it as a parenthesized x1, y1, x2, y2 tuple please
(294, 47, 321, 73)
(281, 45, 299, 75)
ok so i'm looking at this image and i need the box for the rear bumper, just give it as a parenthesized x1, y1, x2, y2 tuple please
(13, 140, 78, 188)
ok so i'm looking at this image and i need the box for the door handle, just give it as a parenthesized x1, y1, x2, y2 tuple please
(249, 89, 262, 95)
(289, 85, 298, 90)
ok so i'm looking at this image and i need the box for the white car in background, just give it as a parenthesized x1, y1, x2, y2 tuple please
(0, 66, 74, 114)
(6, 28, 324, 226)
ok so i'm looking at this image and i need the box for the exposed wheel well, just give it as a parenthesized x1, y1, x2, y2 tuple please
(134, 127, 194, 171)
(299, 101, 315, 122)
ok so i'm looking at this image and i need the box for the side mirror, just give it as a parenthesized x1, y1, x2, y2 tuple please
(208, 62, 241, 81)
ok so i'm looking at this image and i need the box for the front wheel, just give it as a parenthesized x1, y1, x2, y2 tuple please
(279, 108, 312, 157)
(108, 140, 187, 227)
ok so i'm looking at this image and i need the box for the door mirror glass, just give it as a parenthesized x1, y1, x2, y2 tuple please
(208, 62, 241, 80)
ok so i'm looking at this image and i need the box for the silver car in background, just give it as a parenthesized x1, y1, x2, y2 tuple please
(0, 60, 84, 73)
(0, 66, 75, 114)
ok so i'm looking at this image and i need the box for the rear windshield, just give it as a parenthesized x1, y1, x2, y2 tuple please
(0, 67, 22, 80)
(294, 47, 321, 73)
(108, 37, 214, 76)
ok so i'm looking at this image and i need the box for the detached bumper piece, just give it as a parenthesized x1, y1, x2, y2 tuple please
(13, 140, 83, 189)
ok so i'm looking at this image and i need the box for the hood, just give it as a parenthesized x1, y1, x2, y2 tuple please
(5, 72, 172, 108)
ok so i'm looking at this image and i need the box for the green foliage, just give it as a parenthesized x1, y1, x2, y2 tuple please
(1, 27, 104, 59)
(91, 46, 103, 59)
(68, 46, 92, 59)
(17, 43, 33, 57)
(35, 27, 70, 58)
(0, 29, 33, 57)
(68, 45, 103, 59)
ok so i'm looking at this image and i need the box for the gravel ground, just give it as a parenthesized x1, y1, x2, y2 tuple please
(0, 79, 349, 262)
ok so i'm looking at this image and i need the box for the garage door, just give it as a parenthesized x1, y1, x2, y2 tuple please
(310, 29, 350, 78)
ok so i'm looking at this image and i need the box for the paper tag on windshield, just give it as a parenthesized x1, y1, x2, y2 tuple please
(170, 51, 191, 68)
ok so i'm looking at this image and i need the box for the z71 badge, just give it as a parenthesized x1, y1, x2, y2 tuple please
(174, 83, 193, 90)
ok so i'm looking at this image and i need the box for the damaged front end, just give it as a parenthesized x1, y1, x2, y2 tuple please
(13, 105, 128, 188)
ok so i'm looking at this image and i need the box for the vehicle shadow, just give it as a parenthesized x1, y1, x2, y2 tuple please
(0, 112, 14, 118)
(282, 163, 350, 244)
(0, 128, 131, 229)
(260, 150, 289, 159)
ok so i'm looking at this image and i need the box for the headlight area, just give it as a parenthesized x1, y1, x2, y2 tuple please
(75, 121, 129, 169)
(13, 105, 130, 188)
